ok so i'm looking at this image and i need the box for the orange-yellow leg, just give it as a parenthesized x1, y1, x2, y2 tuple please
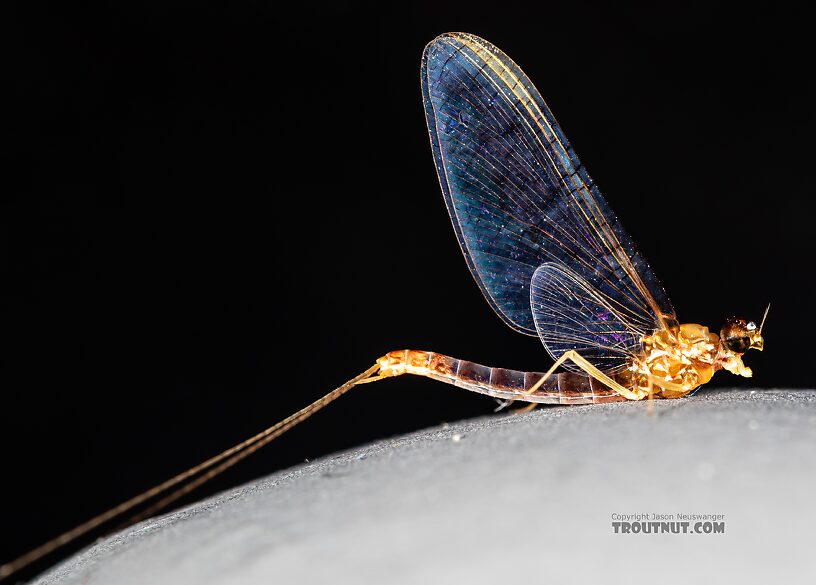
(512, 402, 538, 415)
(524, 350, 646, 401)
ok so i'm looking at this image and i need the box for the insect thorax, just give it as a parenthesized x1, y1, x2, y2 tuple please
(632, 323, 720, 397)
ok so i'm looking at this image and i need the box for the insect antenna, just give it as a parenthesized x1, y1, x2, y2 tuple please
(0, 363, 383, 581)
(759, 302, 771, 333)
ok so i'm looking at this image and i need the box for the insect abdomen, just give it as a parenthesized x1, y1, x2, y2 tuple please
(376, 350, 625, 404)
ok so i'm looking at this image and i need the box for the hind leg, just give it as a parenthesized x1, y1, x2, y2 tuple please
(523, 350, 646, 401)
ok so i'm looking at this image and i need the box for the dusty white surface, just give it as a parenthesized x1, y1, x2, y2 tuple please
(35, 389, 816, 584)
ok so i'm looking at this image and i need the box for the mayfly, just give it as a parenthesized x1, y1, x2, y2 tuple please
(1, 32, 767, 580)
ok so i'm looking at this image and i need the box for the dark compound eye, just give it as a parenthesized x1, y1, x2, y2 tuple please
(725, 336, 751, 353)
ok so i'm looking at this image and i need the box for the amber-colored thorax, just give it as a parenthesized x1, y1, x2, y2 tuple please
(632, 323, 752, 399)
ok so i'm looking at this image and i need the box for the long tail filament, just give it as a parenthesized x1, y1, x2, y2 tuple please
(0, 363, 383, 581)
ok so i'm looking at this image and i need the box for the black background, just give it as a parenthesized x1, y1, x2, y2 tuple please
(3, 0, 815, 579)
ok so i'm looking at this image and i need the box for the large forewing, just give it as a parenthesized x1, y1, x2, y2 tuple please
(531, 263, 644, 373)
(421, 33, 676, 336)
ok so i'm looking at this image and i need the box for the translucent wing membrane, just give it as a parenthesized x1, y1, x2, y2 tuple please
(421, 33, 676, 344)
(531, 263, 645, 373)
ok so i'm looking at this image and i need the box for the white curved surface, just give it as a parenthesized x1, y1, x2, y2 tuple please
(36, 389, 816, 584)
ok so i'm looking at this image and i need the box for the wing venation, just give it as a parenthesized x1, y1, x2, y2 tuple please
(421, 32, 676, 349)
(531, 262, 647, 373)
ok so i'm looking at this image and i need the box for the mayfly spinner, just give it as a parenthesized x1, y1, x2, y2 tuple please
(0, 32, 767, 580)
(375, 32, 766, 405)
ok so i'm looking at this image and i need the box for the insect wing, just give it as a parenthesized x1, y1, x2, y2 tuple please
(531, 262, 646, 373)
(421, 33, 676, 340)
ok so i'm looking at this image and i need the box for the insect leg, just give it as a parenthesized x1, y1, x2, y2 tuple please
(644, 373, 687, 394)
(511, 402, 538, 415)
(525, 350, 645, 401)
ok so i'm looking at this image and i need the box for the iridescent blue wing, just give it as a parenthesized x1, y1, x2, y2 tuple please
(421, 33, 676, 343)
(531, 263, 645, 373)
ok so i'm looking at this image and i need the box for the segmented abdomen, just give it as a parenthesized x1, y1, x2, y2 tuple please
(377, 350, 627, 404)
